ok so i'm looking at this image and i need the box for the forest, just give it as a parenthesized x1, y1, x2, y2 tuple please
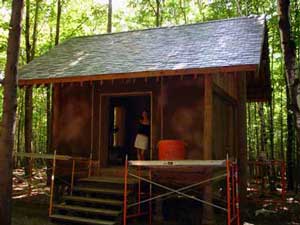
(1, 0, 300, 225)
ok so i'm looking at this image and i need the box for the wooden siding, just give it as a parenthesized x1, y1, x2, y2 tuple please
(51, 74, 243, 165)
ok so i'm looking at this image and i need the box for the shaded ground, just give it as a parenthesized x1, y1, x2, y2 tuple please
(11, 168, 300, 225)
(12, 195, 300, 225)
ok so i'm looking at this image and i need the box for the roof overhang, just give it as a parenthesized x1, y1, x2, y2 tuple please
(18, 64, 258, 86)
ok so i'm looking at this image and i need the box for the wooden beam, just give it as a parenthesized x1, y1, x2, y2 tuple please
(202, 74, 214, 224)
(203, 74, 213, 160)
(18, 64, 258, 86)
(52, 84, 60, 151)
(236, 73, 248, 217)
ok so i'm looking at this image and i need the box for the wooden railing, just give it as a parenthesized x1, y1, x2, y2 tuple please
(13, 151, 100, 216)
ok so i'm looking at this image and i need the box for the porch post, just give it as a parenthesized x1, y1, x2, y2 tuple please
(202, 74, 214, 225)
(24, 85, 33, 176)
(236, 73, 247, 220)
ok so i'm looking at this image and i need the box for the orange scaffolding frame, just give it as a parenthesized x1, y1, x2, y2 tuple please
(123, 157, 240, 225)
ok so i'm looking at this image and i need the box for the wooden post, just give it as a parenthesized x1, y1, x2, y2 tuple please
(49, 150, 57, 216)
(237, 73, 247, 220)
(226, 158, 231, 225)
(28, 156, 33, 196)
(149, 168, 152, 225)
(202, 74, 214, 224)
(90, 83, 94, 171)
(70, 159, 75, 195)
(123, 155, 128, 225)
(160, 77, 164, 139)
(203, 74, 213, 160)
(52, 85, 60, 151)
(235, 163, 241, 225)
(88, 153, 92, 177)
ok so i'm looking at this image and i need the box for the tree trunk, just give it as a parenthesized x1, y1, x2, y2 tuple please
(254, 103, 259, 157)
(287, 96, 295, 190)
(24, 86, 32, 175)
(30, 0, 40, 60)
(280, 84, 284, 159)
(55, 0, 62, 46)
(155, 0, 160, 27)
(25, 0, 31, 63)
(107, 0, 112, 33)
(0, 1, 24, 224)
(16, 90, 24, 167)
(24, 0, 31, 174)
(278, 0, 300, 191)
(258, 103, 267, 155)
(247, 103, 252, 159)
(179, 0, 187, 24)
(24, 0, 40, 175)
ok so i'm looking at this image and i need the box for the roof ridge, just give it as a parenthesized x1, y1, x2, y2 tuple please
(67, 15, 265, 41)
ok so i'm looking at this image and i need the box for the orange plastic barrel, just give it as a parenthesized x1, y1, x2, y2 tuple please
(158, 140, 186, 160)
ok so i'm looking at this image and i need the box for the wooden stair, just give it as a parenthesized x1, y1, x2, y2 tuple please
(50, 214, 116, 225)
(50, 175, 138, 225)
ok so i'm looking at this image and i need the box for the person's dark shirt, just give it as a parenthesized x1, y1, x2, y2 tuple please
(137, 123, 150, 136)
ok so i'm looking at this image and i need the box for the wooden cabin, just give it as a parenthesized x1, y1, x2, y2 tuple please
(19, 15, 270, 165)
(18, 15, 270, 224)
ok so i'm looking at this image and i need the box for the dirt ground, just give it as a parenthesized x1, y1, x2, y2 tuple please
(11, 194, 300, 225)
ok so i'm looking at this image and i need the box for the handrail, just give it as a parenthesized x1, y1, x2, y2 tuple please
(13, 151, 100, 217)
(14, 152, 90, 161)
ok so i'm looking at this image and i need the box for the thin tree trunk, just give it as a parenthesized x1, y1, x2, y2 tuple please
(280, 83, 284, 159)
(55, 0, 62, 46)
(247, 103, 252, 159)
(25, 0, 31, 63)
(258, 103, 267, 155)
(235, 0, 242, 16)
(107, 0, 112, 33)
(24, 0, 32, 175)
(16, 90, 24, 167)
(0, 1, 24, 224)
(24, 0, 40, 175)
(254, 103, 259, 157)
(278, 0, 300, 191)
(30, 0, 40, 59)
(179, 0, 187, 24)
(294, 0, 300, 194)
(269, 91, 274, 160)
(155, 0, 160, 27)
(287, 95, 295, 190)
(46, 0, 62, 183)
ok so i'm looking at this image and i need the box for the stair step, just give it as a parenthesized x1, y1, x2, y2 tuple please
(74, 187, 130, 195)
(64, 196, 123, 206)
(50, 214, 116, 225)
(79, 177, 137, 185)
(54, 204, 121, 216)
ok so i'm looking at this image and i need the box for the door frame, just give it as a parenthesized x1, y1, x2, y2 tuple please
(99, 91, 153, 166)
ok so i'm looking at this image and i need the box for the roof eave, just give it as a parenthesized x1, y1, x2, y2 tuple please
(18, 64, 258, 86)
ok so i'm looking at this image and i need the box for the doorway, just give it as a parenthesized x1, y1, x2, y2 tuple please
(105, 94, 151, 165)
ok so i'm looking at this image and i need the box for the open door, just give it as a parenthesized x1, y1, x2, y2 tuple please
(99, 94, 151, 167)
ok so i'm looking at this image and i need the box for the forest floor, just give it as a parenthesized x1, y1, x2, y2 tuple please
(11, 194, 300, 225)
(11, 168, 300, 225)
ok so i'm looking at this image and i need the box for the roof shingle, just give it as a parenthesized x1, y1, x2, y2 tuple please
(18, 16, 266, 81)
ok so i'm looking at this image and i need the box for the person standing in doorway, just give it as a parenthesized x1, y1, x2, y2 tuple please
(134, 110, 150, 160)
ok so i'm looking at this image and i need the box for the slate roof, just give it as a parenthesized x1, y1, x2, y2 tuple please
(18, 16, 266, 82)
